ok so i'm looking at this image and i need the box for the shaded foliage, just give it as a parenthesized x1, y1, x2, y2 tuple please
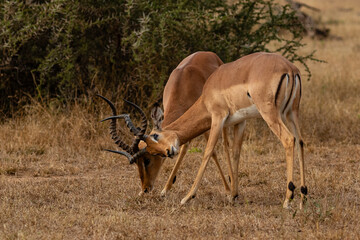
(0, 0, 317, 117)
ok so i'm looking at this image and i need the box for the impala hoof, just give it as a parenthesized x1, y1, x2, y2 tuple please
(181, 195, 195, 205)
(227, 194, 240, 204)
(180, 198, 188, 205)
(283, 199, 290, 209)
(160, 189, 168, 197)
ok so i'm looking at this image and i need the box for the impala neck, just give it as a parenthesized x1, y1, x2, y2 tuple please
(163, 96, 211, 145)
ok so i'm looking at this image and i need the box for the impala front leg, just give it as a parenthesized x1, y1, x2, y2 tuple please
(161, 142, 190, 196)
(180, 115, 226, 205)
(230, 121, 246, 200)
(211, 151, 230, 192)
(203, 131, 230, 192)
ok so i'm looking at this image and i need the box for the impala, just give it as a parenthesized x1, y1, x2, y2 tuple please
(109, 52, 308, 209)
(98, 51, 229, 195)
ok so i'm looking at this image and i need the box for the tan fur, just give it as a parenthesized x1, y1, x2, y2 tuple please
(145, 52, 307, 208)
(135, 52, 229, 195)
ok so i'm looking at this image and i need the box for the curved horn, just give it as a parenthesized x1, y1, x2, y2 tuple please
(104, 149, 136, 164)
(96, 94, 133, 153)
(123, 99, 148, 138)
(101, 115, 143, 138)
(104, 148, 147, 164)
(130, 148, 147, 163)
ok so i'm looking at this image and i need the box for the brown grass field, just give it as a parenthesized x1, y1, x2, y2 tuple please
(1, 0, 360, 239)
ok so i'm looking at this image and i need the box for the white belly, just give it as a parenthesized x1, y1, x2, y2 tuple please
(224, 105, 261, 127)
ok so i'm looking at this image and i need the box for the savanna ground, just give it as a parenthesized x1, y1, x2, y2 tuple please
(1, 0, 360, 239)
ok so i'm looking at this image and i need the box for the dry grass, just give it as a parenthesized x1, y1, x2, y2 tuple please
(1, 1, 360, 239)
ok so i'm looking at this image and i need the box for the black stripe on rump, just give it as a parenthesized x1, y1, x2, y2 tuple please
(297, 74, 302, 98)
(275, 73, 288, 107)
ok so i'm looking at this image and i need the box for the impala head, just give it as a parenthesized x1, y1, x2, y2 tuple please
(143, 102, 179, 158)
(97, 95, 167, 194)
(145, 130, 179, 158)
(135, 141, 165, 194)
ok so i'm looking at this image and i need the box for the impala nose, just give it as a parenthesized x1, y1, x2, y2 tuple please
(166, 146, 177, 158)
(142, 185, 153, 194)
(166, 149, 172, 158)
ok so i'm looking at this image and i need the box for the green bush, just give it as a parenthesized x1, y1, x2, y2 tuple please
(0, 0, 316, 117)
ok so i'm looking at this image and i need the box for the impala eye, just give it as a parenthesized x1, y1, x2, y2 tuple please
(151, 133, 159, 141)
(144, 158, 150, 167)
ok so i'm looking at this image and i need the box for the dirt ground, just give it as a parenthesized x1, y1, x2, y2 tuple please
(1, 0, 360, 239)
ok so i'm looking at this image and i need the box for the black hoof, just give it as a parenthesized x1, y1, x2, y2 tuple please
(301, 186, 308, 195)
(288, 181, 296, 191)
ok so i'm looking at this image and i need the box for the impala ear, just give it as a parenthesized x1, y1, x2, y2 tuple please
(151, 103, 164, 130)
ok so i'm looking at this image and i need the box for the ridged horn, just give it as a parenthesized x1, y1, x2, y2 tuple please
(123, 99, 148, 138)
(96, 94, 133, 153)
(104, 148, 147, 164)
(100, 115, 145, 139)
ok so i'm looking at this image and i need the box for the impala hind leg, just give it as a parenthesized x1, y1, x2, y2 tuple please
(286, 112, 307, 209)
(161, 142, 190, 196)
(260, 112, 295, 209)
(180, 115, 226, 205)
(222, 127, 235, 197)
